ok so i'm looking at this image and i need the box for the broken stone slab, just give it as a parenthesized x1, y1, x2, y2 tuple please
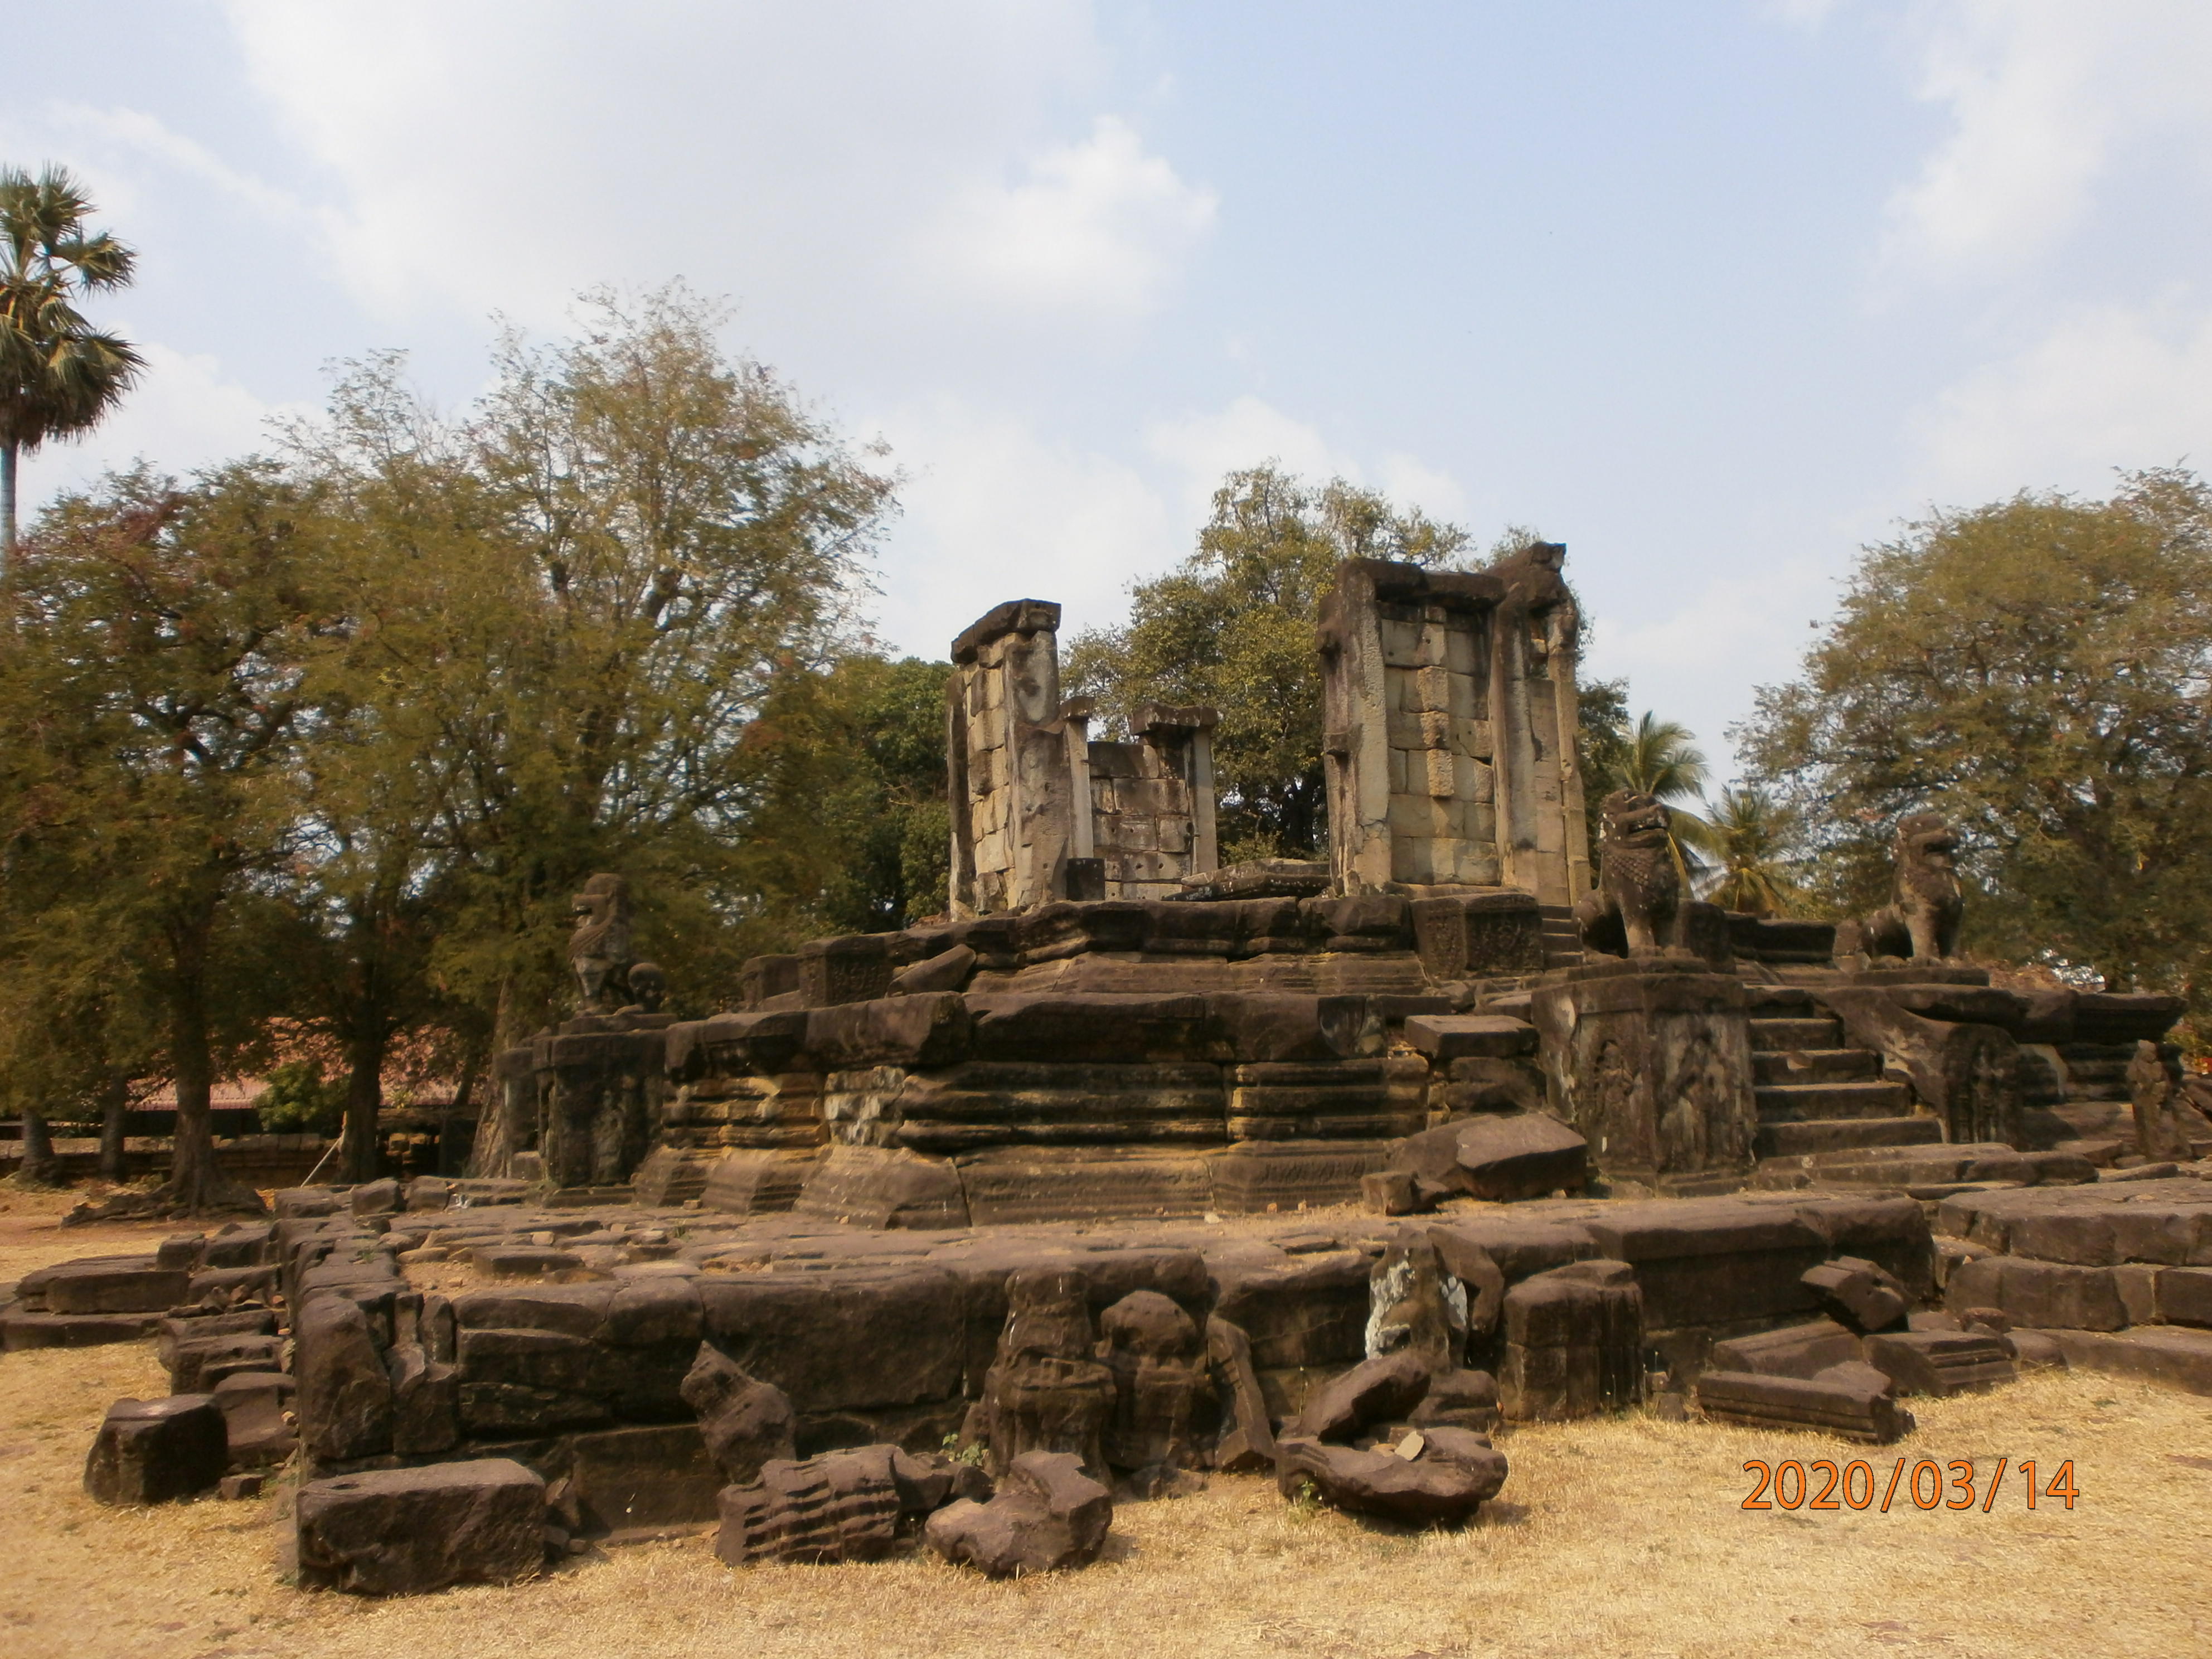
(1386, 1113, 1589, 1203)
(467, 1245, 588, 1278)
(1289, 1351, 1431, 1443)
(1801, 1255, 1912, 1335)
(1944, 1256, 2129, 1331)
(1706, 1319, 1862, 1380)
(924, 1450, 1113, 1576)
(2032, 1325, 2212, 1395)
(680, 1343, 797, 1485)
(83, 1395, 228, 1505)
(295, 1459, 547, 1595)
(1693, 1370, 1913, 1444)
(1205, 1315, 1278, 1472)
(1274, 1425, 1508, 1526)
(1861, 1330, 2016, 1397)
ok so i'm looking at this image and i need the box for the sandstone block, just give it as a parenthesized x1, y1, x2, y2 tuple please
(295, 1459, 547, 1595)
(924, 1451, 1113, 1575)
(1862, 1330, 2016, 1396)
(1274, 1425, 1507, 1525)
(83, 1395, 227, 1504)
(1694, 1370, 1912, 1444)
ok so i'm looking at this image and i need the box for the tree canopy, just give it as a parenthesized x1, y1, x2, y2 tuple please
(1065, 465, 1471, 862)
(1737, 467, 2212, 1013)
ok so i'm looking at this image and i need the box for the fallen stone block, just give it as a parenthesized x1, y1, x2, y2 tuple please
(349, 1178, 401, 1217)
(166, 1331, 284, 1394)
(1409, 1368, 1500, 1432)
(294, 1291, 395, 1463)
(295, 1459, 547, 1595)
(83, 1395, 228, 1504)
(1498, 1262, 1643, 1420)
(1290, 1351, 1431, 1442)
(1862, 1330, 2016, 1396)
(1205, 1316, 1277, 1472)
(924, 1450, 1113, 1575)
(1694, 1370, 1913, 1444)
(219, 1471, 266, 1500)
(1274, 1425, 1507, 1525)
(715, 1445, 908, 1566)
(680, 1343, 797, 1485)
(1801, 1256, 1910, 1335)
(1389, 1113, 1588, 1204)
(468, 1245, 586, 1278)
(2, 1310, 165, 1350)
(35, 1257, 191, 1315)
(211, 1370, 297, 1468)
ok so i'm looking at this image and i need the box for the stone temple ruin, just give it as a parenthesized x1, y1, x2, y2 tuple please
(16, 543, 2212, 1595)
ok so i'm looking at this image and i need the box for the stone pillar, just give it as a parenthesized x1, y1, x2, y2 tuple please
(1530, 960, 1757, 1192)
(948, 600, 1076, 916)
(1320, 555, 1589, 901)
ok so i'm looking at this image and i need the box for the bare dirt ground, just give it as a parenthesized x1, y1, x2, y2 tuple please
(4, 1190, 2209, 1659)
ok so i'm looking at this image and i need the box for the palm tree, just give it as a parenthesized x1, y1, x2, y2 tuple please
(1603, 710, 1714, 880)
(1699, 785, 1803, 916)
(0, 166, 142, 569)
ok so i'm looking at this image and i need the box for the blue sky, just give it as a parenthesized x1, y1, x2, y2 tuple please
(8, 2, 2212, 775)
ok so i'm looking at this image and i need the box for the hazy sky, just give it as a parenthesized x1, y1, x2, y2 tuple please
(8, 2, 2211, 774)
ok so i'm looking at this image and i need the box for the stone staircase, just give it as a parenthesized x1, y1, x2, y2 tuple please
(1746, 988, 1941, 1158)
(1536, 904, 1585, 971)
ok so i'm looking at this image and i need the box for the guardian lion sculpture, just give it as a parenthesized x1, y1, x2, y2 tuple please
(1574, 789, 1684, 957)
(1841, 813, 1962, 964)
(569, 873, 635, 1012)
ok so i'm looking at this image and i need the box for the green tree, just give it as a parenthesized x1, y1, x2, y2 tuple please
(1065, 465, 1470, 862)
(1584, 708, 1714, 880)
(1575, 676, 1632, 852)
(1737, 467, 2212, 1009)
(0, 166, 141, 567)
(1697, 786, 1802, 916)
(0, 465, 333, 1210)
(736, 654, 954, 939)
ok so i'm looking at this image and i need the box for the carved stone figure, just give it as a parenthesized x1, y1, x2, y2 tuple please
(623, 962, 667, 1016)
(1848, 814, 1963, 963)
(569, 874, 634, 1012)
(1574, 790, 1682, 957)
(2127, 1040, 2196, 1162)
(977, 1268, 1115, 1477)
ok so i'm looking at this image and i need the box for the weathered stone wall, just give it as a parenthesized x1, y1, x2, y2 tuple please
(1079, 703, 1219, 900)
(1317, 549, 1591, 906)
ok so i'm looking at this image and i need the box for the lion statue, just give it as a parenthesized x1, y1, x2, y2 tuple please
(1841, 813, 1962, 964)
(1574, 789, 1684, 957)
(569, 873, 635, 1012)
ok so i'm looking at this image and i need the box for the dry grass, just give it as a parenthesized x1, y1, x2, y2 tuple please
(5, 1207, 2211, 1659)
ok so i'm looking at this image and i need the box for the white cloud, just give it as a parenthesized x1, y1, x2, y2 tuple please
(1883, 1, 2212, 278)
(213, 0, 1204, 350)
(870, 402, 1176, 658)
(930, 116, 1216, 319)
(41, 102, 301, 226)
(16, 339, 303, 508)
(1910, 297, 2212, 498)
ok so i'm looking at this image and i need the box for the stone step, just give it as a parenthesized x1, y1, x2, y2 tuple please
(1749, 1017, 1843, 1049)
(1752, 1048, 1883, 1086)
(1755, 1080, 1917, 1121)
(1743, 984, 1818, 1012)
(1755, 1117, 1945, 1158)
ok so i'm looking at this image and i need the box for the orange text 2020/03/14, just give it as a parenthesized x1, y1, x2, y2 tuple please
(1740, 1458, 2078, 1513)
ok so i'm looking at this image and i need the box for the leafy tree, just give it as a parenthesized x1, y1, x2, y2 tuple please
(253, 1058, 347, 1135)
(1066, 465, 1469, 862)
(0, 466, 333, 1210)
(736, 653, 953, 938)
(1737, 467, 2212, 1011)
(0, 166, 141, 566)
(436, 285, 895, 1042)
(1698, 786, 1802, 916)
(1575, 676, 1632, 851)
